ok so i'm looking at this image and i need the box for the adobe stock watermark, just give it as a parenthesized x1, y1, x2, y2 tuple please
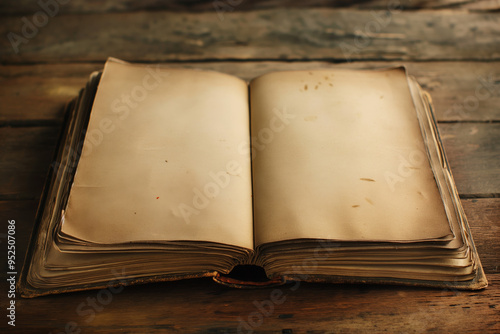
(443, 72, 500, 120)
(384, 149, 426, 192)
(172, 160, 243, 224)
(213, 0, 245, 21)
(51, 65, 168, 177)
(82, 65, 169, 157)
(340, 0, 405, 62)
(6, 0, 70, 54)
(173, 106, 295, 224)
(238, 106, 295, 161)
(49, 268, 128, 334)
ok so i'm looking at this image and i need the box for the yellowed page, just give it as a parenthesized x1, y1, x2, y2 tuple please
(61, 58, 253, 249)
(250, 68, 453, 245)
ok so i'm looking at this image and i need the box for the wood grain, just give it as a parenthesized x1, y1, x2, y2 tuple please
(0, 64, 101, 123)
(1, 0, 498, 15)
(5, 275, 499, 333)
(462, 198, 500, 274)
(0, 123, 497, 203)
(1, 61, 499, 123)
(0, 126, 60, 200)
(0, 1, 498, 332)
(1, 9, 499, 63)
(440, 123, 500, 197)
(0, 198, 498, 333)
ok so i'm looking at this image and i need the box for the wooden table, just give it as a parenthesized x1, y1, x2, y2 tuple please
(1, 1, 499, 333)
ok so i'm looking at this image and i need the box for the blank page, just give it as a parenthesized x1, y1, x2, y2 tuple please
(250, 68, 453, 246)
(61, 59, 254, 249)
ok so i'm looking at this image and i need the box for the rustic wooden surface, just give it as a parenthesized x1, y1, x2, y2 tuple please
(0, 1, 499, 333)
(2, 9, 500, 63)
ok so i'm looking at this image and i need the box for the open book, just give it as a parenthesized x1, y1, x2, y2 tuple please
(18, 58, 487, 297)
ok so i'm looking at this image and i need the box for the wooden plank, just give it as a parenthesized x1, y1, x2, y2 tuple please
(0, 63, 102, 123)
(0, 0, 498, 15)
(1, 9, 499, 63)
(0, 197, 498, 333)
(462, 198, 500, 274)
(439, 123, 500, 197)
(1, 61, 499, 123)
(0, 123, 497, 202)
(0, 200, 38, 280)
(8, 276, 500, 333)
(0, 126, 60, 200)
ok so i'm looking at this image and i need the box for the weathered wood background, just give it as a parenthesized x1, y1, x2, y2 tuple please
(0, 1, 499, 333)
